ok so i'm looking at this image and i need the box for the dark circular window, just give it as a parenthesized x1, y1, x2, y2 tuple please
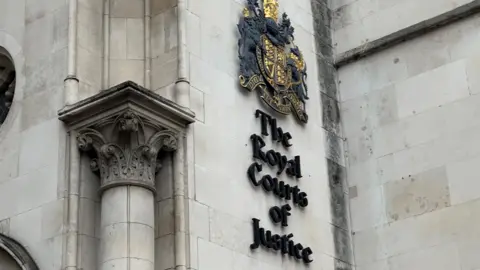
(0, 48, 15, 126)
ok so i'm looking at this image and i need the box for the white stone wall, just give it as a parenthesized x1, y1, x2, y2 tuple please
(150, 0, 178, 98)
(77, 0, 103, 100)
(108, 0, 145, 88)
(332, 0, 475, 54)
(0, 0, 351, 269)
(0, 0, 68, 269)
(337, 7, 480, 269)
(186, 0, 347, 269)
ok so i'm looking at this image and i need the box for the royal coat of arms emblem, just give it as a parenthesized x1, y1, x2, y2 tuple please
(238, 0, 309, 123)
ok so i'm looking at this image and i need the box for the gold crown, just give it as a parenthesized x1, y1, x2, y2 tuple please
(263, 0, 279, 21)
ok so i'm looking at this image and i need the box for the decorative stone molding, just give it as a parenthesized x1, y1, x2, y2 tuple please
(76, 110, 179, 192)
(0, 234, 39, 270)
(58, 81, 195, 193)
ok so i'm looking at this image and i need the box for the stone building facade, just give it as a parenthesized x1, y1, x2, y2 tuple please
(0, 0, 478, 269)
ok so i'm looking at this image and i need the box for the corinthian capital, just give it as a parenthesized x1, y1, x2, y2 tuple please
(76, 110, 179, 192)
(58, 81, 195, 193)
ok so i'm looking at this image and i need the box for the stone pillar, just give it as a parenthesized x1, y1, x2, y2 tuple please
(76, 111, 178, 270)
(58, 81, 195, 270)
(99, 186, 154, 269)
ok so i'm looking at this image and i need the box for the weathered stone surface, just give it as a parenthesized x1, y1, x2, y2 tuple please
(319, 72, 339, 99)
(332, 225, 353, 264)
(78, 235, 98, 270)
(395, 60, 469, 119)
(325, 130, 346, 166)
(110, 0, 144, 18)
(151, 0, 177, 16)
(110, 18, 127, 59)
(447, 155, 480, 205)
(155, 234, 174, 270)
(156, 198, 174, 237)
(321, 93, 341, 136)
(327, 159, 349, 229)
(350, 185, 386, 232)
(384, 166, 451, 222)
(353, 226, 387, 266)
(388, 243, 460, 270)
(335, 0, 480, 65)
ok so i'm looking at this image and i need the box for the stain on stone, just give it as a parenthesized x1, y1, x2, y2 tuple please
(312, 0, 332, 27)
(384, 166, 451, 222)
(349, 186, 358, 199)
(369, 85, 399, 126)
(318, 58, 337, 78)
(330, 6, 345, 30)
(327, 159, 348, 229)
(325, 131, 345, 166)
(321, 93, 341, 136)
(0, 219, 9, 235)
(314, 37, 334, 62)
(312, 0, 353, 266)
(312, 0, 332, 44)
(320, 73, 338, 99)
(334, 258, 354, 270)
(332, 225, 353, 264)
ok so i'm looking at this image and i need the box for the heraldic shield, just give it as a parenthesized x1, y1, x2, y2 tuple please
(237, 0, 309, 123)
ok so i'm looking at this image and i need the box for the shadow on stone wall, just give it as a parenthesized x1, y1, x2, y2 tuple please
(311, 0, 354, 268)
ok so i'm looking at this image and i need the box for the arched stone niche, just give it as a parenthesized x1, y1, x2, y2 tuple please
(0, 234, 39, 270)
(0, 47, 15, 126)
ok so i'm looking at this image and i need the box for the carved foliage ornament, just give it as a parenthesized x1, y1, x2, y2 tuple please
(238, 0, 309, 123)
(76, 110, 179, 193)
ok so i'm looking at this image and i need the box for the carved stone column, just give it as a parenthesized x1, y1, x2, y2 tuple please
(76, 110, 178, 194)
(58, 81, 195, 270)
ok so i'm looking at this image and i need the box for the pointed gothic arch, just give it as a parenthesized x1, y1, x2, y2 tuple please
(0, 234, 38, 270)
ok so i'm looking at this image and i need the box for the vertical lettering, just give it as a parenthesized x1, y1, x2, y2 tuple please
(302, 247, 313, 263)
(295, 156, 303, 178)
(276, 153, 288, 175)
(259, 228, 269, 247)
(294, 244, 304, 259)
(255, 110, 270, 136)
(282, 132, 293, 147)
(286, 159, 297, 177)
(281, 204, 292, 227)
(269, 206, 282, 224)
(250, 218, 261, 249)
(292, 186, 300, 204)
(250, 134, 266, 161)
(284, 184, 292, 200)
(265, 230, 273, 248)
(247, 162, 262, 186)
(266, 150, 279, 166)
(288, 237, 295, 256)
(270, 118, 279, 141)
(298, 192, 309, 207)
(261, 175, 274, 191)
(271, 235, 281, 250)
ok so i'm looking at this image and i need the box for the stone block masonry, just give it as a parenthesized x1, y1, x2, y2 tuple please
(335, 1, 480, 270)
(311, 0, 354, 269)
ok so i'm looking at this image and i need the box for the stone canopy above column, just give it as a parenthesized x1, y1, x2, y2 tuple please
(58, 81, 195, 193)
